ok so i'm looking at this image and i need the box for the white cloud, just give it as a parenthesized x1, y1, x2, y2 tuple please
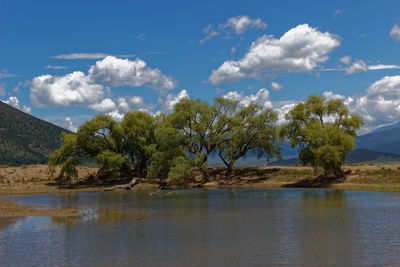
(88, 56, 177, 90)
(223, 88, 272, 109)
(1, 96, 32, 114)
(345, 59, 368, 74)
(22, 105, 32, 114)
(270, 81, 283, 91)
(65, 117, 77, 132)
(31, 71, 104, 107)
(339, 55, 352, 65)
(88, 98, 116, 113)
(223, 15, 267, 34)
(324, 57, 400, 74)
(201, 15, 266, 43)
(52, 53, 111, 60)
(2, 96, 19, 108)
(31, 56, 177, 110)
(107, 110, 125, 121)
(129, 96, 147, 110)
(158, 89, 189, 113)
(276, 103, 297, 125)
(209, 24, 340, 84)
(222, 88, 297, 124)
(368, 64, 400, 70)
(322, 76, 400, 132)
(45, 65, 67, 70)
(390, 24, 400, 42)
(52, 53, 136, 60)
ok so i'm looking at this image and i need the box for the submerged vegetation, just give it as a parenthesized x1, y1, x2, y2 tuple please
(49, 94, 363, 186)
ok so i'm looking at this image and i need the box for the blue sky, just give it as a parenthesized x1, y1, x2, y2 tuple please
(1, 0, 400, 133)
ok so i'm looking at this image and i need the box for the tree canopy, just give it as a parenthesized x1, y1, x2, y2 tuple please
(50, 94, 364, 185)
(280, 94, 364, 176)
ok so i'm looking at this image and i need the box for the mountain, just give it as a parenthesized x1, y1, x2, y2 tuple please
(270, 149, 400, 166)
(0, 101, 69, 166)
(369, 121, 400, 134)
(355, 128, 400, 154)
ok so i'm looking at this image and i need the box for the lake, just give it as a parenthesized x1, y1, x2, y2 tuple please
(1, 188, 400, 266)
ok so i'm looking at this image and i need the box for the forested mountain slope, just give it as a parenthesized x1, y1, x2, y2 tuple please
(0, 101, 69, 165)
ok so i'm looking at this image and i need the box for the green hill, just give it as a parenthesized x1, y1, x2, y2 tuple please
(0, 101, 70, 166)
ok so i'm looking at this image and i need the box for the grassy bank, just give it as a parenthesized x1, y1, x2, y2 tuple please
(1, 164, 400, 195)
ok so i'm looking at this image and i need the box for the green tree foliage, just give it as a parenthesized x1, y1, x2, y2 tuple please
(166, 97, 236, 181)
(49, 111, 156, 181)
(280, 95, 364, 176)
(218, 104, 281, 179)
(147, 114, 188, 184)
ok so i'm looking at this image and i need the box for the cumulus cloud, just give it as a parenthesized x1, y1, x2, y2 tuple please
(339, 55, 352, 65)
(222, 88, 297, 124)
(209, 24, 340, 84)
(223, 15, 267, 34)
(64, 117, 77, 132)
(88, 56, 177, 90)
(322, 75, 400, 132)
(158, 89, 189, 113)
(2, 96, 19, 108)
(390, 24, 400, 42)
(270, 82, 283, 91)
(201, 15, 266, 43)
(223, 88, 272, 109)
(1, 96, 32, 114)
(105, 95, 155, 121)
(88, 98, 116, 113)
(22, 105, 32, 113)
(345, 59, 368, 74)
(31, 56, 177, 109)
(31, 71, 104, 107)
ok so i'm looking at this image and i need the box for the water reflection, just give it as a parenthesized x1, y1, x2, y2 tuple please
(1, 189, 400, 266)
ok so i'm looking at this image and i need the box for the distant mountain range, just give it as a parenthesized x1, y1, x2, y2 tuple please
(0, 101, 69, 166)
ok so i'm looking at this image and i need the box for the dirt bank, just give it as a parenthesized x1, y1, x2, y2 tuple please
(1, 164, 400, 197)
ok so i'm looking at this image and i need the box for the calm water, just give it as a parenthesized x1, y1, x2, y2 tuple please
(1, 188, 400, 266)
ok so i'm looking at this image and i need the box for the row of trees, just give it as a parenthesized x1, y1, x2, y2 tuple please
(50, 94, 363, 184)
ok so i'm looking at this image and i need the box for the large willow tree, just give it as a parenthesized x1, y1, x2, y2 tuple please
(280, 95, 364, 177)
(49, 111, 156, 181)
(218, 103, 281, 179)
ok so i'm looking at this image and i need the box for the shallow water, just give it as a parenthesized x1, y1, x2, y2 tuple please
(1, 188, 400, 266)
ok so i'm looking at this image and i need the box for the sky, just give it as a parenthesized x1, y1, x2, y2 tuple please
(1, 0, 400, 133)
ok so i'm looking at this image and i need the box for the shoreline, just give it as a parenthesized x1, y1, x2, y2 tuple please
(1, 164, 400, 196)
(1, 164, 400, 217)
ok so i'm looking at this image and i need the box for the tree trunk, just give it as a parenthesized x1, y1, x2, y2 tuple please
(334, 167, 345, 178)
(200, 156, 209, 183)
(225, 163, 234, 181)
